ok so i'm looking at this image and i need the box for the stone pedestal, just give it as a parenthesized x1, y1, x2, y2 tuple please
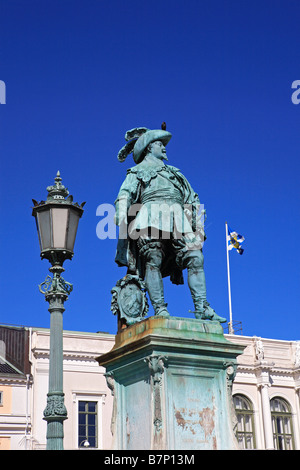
(97, 316, 245, 450)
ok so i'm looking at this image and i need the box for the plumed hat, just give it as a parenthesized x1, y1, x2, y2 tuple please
(117, 124, 172, 164)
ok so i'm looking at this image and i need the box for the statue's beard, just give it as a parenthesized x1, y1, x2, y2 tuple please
(145, 152, 168, 162)
(158, 151, 168, 161)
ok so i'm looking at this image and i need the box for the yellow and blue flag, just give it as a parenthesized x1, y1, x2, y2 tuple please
(227, 226, 245, 255)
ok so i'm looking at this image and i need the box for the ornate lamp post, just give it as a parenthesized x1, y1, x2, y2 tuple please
(32, 171, 84, 450)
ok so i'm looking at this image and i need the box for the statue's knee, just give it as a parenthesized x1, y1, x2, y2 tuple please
(185, 251, 204, 272)
(146, 249, 163, 269)
(139, 241, 163, 269)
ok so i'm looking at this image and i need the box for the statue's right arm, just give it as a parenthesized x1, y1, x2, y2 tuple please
(114, 172, 138, 226)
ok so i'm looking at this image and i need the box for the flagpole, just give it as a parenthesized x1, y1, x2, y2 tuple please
(225, 222, 234, 334)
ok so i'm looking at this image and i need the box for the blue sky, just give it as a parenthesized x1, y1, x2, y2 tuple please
(0, 0, 299, 341)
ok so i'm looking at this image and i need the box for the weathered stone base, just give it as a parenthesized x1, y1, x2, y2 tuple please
(97, 316, 245, 450)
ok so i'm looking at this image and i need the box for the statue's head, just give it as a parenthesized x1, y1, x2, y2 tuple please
(144, 140, 168, 161)
(132, 129, 172, 163)
(117, 125, 172, 164)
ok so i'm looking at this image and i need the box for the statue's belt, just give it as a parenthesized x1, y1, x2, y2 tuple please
(140, 190, 183, 205)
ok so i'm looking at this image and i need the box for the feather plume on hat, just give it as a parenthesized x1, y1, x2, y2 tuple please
(117, 127, 149, 162)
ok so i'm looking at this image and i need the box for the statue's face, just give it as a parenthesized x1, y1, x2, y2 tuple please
(149, 140, 167, 160)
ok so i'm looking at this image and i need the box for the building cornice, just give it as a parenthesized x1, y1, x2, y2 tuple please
(32, 347, 103, 363)
(0, 374, 29, 385)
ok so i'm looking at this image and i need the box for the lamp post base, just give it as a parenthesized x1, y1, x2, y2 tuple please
(43, 391, 68, 450)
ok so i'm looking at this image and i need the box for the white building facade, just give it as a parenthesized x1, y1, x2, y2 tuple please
(0, 325, 299, 450)
(230, 334, 300, 450)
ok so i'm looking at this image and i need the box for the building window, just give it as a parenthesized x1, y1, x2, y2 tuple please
(78, 401, 98, 448)
(270, 397, 294, 450)
(0, 391, 3, 406)
(233, 394, 256, 449)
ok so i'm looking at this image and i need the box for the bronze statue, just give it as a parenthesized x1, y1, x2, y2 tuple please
(112, 125, 226, 326)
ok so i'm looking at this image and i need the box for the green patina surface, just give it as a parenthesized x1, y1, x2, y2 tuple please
(112, 125, 226, 324)
(97, 316, 245, 450)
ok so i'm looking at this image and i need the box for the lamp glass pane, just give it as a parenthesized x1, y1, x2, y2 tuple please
(51, 207, 69, 249)
(66, 210, 80, 251)
(37, 210, 51, 250)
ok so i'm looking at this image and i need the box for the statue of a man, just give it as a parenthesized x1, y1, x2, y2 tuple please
(114, 126, 226, 323)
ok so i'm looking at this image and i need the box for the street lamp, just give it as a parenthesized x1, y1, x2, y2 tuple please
(32, 171, 84, 450)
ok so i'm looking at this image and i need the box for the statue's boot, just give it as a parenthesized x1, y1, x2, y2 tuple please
(186, 251, 226, 323)
(153, 303, 170, 317)
(144, 252, 170, 317)
(194, 299, 227, 323)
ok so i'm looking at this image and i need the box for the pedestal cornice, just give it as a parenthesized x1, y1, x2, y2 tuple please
(97, 316, 245, 369)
